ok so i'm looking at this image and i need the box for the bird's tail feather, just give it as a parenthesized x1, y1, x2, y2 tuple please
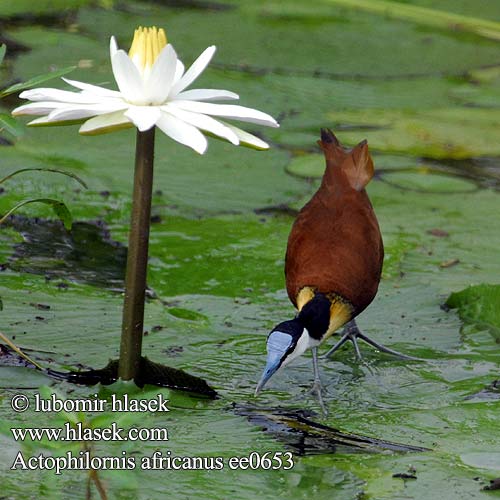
(318, 128, 374, 191)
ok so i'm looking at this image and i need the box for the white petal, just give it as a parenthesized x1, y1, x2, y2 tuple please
(165, 106, 237, 144)
(111, 50, 145, 103)
(12, 101, 67, 116)
(47, 101, 128, 121)
(26, 116, 68, 126)
(144, 44, 177, 104)
(124, 105, 161, 131)
(110, 36, 118, 59)
(165, 106, 239, 145)
(62, 78, 122, 98)
(80, 110, 131, 135)
(221, 121, 270, 150)
(169, 46, 216, 97)
(25, 115, 86, 127)
(157, 112, 207, 154)
(172, 100, 279, 127)
(26, 116, 52, 125)
(173, 60, 185, 85)
(19, 88, 100, 104)
(175, 88, 239, 102)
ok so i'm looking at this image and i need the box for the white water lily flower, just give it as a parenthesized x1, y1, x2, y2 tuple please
(12, 27, 279, 154)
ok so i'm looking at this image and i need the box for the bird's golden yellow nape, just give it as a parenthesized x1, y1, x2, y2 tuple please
(128, 26, 167, 79)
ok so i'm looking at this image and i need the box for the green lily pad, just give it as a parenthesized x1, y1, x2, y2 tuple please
(446, 284, 500, 340)
(76, 0, 500, 78)
(328, 108, 500, 159)
(167, 307, 209, 322)
(286, 153, 414, 180)
(286, 153, 324, 178)
(468, 65, 500, 84)
(380, 171, 477, 193)
(0, 0, 90, 18)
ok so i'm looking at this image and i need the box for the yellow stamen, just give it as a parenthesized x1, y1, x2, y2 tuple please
(128, 26, 167, 77)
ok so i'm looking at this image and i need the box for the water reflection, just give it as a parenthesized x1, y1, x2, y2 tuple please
(235, 405, 430, 455)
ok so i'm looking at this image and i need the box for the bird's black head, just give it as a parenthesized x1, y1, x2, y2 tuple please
(255, 294, 331, 395)
(255, 319, 308, 395)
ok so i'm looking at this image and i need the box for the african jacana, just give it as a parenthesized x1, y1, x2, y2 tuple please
(255, 129, 415, 403)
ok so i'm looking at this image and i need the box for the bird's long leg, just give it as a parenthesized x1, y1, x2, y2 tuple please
(350, 334, 363, 361)
(311, 347, 328, 416)
(324, 319, 421, 361)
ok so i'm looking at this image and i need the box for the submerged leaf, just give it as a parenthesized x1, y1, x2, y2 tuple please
(0, 66, 75, 98)
(0, 167, 87, 188)
(0, 198, 73, 230)
(0, 113, 24, 138)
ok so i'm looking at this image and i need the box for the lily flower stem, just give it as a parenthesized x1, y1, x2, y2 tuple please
(119, 127, 156, 381)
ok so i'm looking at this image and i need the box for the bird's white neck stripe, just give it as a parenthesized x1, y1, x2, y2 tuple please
(282, 328, 319, 367)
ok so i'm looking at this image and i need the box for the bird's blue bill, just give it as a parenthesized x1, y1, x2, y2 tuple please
(255, 331, 293, 396)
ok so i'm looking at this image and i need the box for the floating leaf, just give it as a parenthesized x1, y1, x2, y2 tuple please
(468, 66, 500, 85)
(329, 108, 500, 159)
(0, 0, 90, 17)
(324, 0, 500, 41)
(0, 198, 72, 230)
(167, 307, 209, 322)
(446, 284, 500, 340)
(380, 171, 476, 194)
(73, 3, 500, 83)
(286, 154, 324, 178)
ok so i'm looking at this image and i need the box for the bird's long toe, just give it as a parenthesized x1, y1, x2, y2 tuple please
(324, 319, 421, 362)
(356, 331, 422, 361)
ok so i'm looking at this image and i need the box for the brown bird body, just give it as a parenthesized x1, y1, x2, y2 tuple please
(285, 130, 383, 337)
(255, 129, 415, 402)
